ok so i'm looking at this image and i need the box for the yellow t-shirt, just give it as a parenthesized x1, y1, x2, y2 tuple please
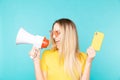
(40, 50, 87, 80)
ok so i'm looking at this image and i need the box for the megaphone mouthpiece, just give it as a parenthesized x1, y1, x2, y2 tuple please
(42, 37, 49, 48)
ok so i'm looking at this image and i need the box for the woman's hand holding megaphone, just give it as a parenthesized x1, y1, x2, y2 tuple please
(29, 47, 40, 61)
(16, 28, 49, 61)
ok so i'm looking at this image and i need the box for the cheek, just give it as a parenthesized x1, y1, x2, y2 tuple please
(52, 34, 56, 39)
(58, 34, 62, 40)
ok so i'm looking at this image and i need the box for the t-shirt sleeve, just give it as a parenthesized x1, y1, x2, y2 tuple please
(40, 50, 48, 72)
(81, 52, 88, 74)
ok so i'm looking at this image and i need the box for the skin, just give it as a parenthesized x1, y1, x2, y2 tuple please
(29, 23, 96, 80)
(52, 23, 62, 49)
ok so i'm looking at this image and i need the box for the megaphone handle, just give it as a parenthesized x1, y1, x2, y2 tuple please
(33, 43, 40, 49)
(30, 45, 40, 59)
(30, 49, 37, 59)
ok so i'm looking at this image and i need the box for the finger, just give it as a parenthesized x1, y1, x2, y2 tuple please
(29, 46, 40, 60)
(29, 47, 37, 59)
(30, 51, 37, 59)
(33, 48, 40, 57)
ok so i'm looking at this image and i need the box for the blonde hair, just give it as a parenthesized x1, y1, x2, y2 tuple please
(50, 18, 82, 80)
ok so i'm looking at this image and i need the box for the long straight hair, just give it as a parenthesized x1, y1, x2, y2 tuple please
(50, 18, 82, 80)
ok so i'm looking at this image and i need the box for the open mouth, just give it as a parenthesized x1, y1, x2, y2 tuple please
(55, 40, 60, 44)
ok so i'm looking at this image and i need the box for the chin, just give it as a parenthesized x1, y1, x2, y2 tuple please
(56, 45, 60, 50)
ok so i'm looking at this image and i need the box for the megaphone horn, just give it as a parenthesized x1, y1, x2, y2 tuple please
(16, 28, 49, 48)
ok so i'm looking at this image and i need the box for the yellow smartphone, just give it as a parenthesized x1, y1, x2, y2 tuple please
(91, 32, 104, 51)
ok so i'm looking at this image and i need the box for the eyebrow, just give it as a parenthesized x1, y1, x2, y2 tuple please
(53, 30, 60, 31)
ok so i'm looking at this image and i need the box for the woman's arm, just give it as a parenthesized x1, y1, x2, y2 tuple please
(34, 58, 46, 80)
(29, 47, 47, 80)
(81, 47, 96, 80)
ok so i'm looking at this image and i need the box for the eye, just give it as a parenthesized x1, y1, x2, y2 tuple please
(55, 31, 60, 36)
(49, 30, 60, 37)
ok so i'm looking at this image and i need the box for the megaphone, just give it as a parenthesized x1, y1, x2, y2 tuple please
(16, 27, 49, 49)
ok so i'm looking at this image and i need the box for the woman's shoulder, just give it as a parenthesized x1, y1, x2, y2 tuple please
(41, 49, 58, 60)
(80, 52, 87, 57)
(77, 52, 88, 61)
(42, 49, 56, 56)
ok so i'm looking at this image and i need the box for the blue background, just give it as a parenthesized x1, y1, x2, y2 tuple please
(0, 0, 120, 80)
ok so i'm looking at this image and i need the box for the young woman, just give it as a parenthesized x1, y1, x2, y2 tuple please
(29, 18, 96, 80)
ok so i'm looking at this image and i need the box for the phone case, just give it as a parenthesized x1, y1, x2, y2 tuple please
(91, 32, 104, 51)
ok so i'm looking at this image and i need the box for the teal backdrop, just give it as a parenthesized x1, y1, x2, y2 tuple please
(0, 0, 120, 80)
